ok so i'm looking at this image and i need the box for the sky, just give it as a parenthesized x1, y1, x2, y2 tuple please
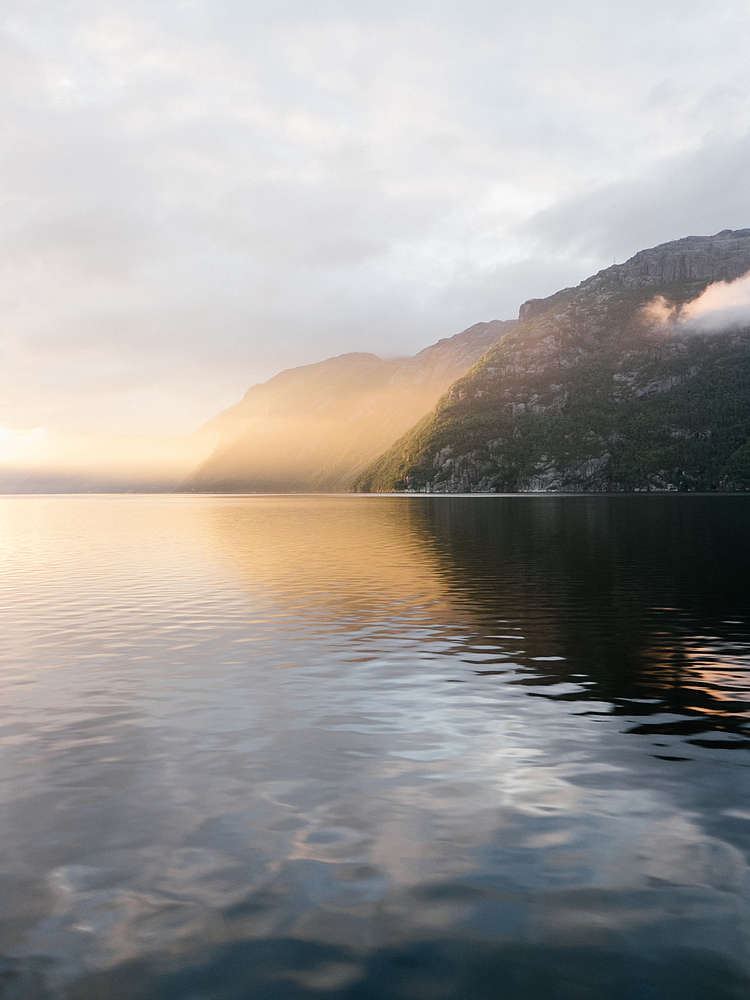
(3, 0, 750, 445)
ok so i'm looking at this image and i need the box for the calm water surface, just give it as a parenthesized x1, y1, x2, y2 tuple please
(1, 494, 750, 999)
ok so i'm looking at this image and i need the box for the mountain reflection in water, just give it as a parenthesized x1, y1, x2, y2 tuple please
(0, 494, 749, 999)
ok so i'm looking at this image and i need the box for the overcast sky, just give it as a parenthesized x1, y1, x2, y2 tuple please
(3, 0, 750, 436)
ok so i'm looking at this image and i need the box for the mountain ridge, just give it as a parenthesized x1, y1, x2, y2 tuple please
(182, 319, 517, 493)
(353, 229, 750, 493)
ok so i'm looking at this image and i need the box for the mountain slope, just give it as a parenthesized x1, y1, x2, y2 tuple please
(182, 319, 516, 492)
(353, 230, 750, 493)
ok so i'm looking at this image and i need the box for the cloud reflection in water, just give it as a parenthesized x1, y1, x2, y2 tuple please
(0, 494, 749, 998)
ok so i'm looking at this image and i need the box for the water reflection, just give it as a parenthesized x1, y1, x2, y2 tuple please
(403, 496, 750, 750)
(0, 495, 749, 998)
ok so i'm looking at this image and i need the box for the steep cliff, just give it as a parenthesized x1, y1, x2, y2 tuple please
(182, 319, 516, 492)
(354, 230, 750, 493)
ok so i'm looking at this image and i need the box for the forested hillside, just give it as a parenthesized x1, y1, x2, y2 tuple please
(354, 230, 750, 493)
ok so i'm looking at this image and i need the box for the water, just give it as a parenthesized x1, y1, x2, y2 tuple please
(1, 494, 750, 999)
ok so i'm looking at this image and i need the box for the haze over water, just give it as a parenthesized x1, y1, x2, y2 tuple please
(1, 494, 750, 999)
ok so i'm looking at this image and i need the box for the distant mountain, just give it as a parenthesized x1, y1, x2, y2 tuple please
(182, 319, 516, 492)
(354, 230, 750, 493)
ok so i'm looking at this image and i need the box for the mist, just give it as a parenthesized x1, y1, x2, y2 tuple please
(184, 321, 515, 494)
(643, 269, 750, 334)
(0, 427, 219, 493)
(680, 270, 750, 331)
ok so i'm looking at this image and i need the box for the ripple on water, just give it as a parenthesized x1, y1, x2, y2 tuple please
(0, 494, 749, 997)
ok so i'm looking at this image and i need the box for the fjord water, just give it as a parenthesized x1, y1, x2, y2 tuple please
(1, 496, 750, 999)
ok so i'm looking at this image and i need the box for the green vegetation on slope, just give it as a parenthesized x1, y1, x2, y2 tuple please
(353, 274, 750, 493)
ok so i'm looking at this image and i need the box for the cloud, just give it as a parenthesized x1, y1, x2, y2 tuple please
(3, 0, 750, 436)
(522, 130, 750, 276)
(681, 271, 750, 330)
(643, 270, 750, 334)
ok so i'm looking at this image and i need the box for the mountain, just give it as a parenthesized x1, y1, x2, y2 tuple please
(182, 319, 516, 492)
(354, 229, 750, 493)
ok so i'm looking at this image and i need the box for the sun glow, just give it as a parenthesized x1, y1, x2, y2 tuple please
(0, 425, 218, 491)
(0, 427, 48, 462)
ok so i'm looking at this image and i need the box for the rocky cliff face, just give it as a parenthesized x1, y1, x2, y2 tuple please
(518, 229, 750, 324)
(354, 230, 750, 493)
(182, 319, 516, 493)
(596, 228, 750, 287)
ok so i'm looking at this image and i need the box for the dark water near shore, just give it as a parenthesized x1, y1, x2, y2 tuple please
(1, 494, 750, 999)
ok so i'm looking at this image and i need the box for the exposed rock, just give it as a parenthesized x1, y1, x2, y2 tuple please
(518, 229, 750, 322)
(355, 229, 750, 493)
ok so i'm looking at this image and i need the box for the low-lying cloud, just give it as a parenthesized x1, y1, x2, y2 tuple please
(644, 269, 750, 333)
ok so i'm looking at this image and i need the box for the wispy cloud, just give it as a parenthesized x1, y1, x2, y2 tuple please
(681, 271, 750, 330)
(643, 269, 750, 333)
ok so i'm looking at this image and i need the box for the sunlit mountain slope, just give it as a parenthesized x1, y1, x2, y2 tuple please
(183, 320, 516, 492)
